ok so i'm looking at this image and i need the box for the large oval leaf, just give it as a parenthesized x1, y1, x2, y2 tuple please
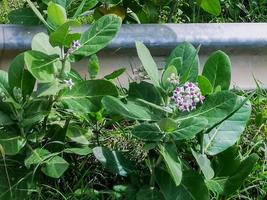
(171, 117, 208, 141)
(222, 153, 259, 195)
(93, 147, 134, 176)
(102, 96, 161, 121)
(24, 51, 59, 83)
(32, 32, 61, 55)
(202, 50, 231, 90)
(128, 81, 162, 105)
(41, 156, 69, 178)
(8, 53, 36, 98)
(132, 123, 164, 141)
(155, 168, 209, 200)
(61, 80, 118, 113)
(166, 42, 199, 82)
(204, 100, 251, 156)
(47, 2, 67, 27)
(0, 132, 26, 155)
(73, 15, 121, 57)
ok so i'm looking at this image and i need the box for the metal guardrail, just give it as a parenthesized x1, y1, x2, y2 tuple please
(1, 23, 267, 54)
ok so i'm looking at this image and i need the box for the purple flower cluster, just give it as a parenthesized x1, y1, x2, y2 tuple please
(67, 40, 81, 55)
(172, 82, 205, 112)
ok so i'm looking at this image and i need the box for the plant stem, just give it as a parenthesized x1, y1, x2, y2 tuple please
(200, 132, 205, 155)
(59, 47, 67, 78)
(42, 96, 54, 129)
(149, 155, 162, 187)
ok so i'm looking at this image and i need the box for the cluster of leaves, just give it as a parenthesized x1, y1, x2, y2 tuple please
(0, 1, 260, 200)
(7, 0, 222, 25)
(0, 2, 123, 198)
(94, 41, 259, 199)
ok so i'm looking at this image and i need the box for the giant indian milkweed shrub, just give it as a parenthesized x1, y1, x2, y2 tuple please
(0, 2, 122, 198)
(97, 42, 259, 199)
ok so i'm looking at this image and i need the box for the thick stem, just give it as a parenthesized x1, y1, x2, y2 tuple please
(200, 132, 205, 155)
(149, 155, 163, 187)
(42, 96, 54, 129)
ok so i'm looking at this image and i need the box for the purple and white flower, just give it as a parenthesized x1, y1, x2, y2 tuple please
(64, 78, 75, 90)
(172, 82, 205, 112)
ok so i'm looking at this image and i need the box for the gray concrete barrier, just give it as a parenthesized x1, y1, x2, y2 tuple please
(1, 23, 267, 89)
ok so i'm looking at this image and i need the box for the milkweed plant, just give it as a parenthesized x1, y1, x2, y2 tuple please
(0, 1, 258, 200)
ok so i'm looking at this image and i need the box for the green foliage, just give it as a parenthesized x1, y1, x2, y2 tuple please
(100, 41, 256, 199)
(0, 11, 122, 199)
(0, 2, 262, 199)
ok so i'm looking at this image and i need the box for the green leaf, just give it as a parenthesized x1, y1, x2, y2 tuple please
(0, 111, 14, 126)
(0, 70, 10, 94)
(37, 81, 63, 97)
(47, 2, 67, 27)
(166, 42, 199, 82)
(102, 96, 161, 121)
(166, 57, 182, 73)
(135, 41, 160, 87)
(171, 117, 208, 141)
(132, 123, 164, 141)
(88, 54, 100, 79)
(24, 51, 59, 83)
(66, 125, 91, 145)
(161, 65, 178, 90)
(205, 179, 224, 194)
(41, 156, 69, 178)
(157, 118, 177, 132)
(32, 32, 61, 55)
(24, 148, 50, 168)
(197, 75, 213, 95)
(50, 20, 81, 47)
(213, 146, 241, 177)
(93, 147, 134, 176)
(155, 169, 209, 200)
(104, 68, 126, 80)
(192, 149, 214, 180)
(199, 0, 221, 16)
(61, 80, 118, 113)
(8, 53, 36, 98)
(0, 132, 26, 155)
(64, 146, 92, 156)
(159, 144, 182, 186)
(204, 100, 251, 155)
(222, 153, 259, 195)
(8, 7, 40, 25)
(128, 81, 162, 105)
(73, 15, 121, 57)
(202, 50, 231, 90)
